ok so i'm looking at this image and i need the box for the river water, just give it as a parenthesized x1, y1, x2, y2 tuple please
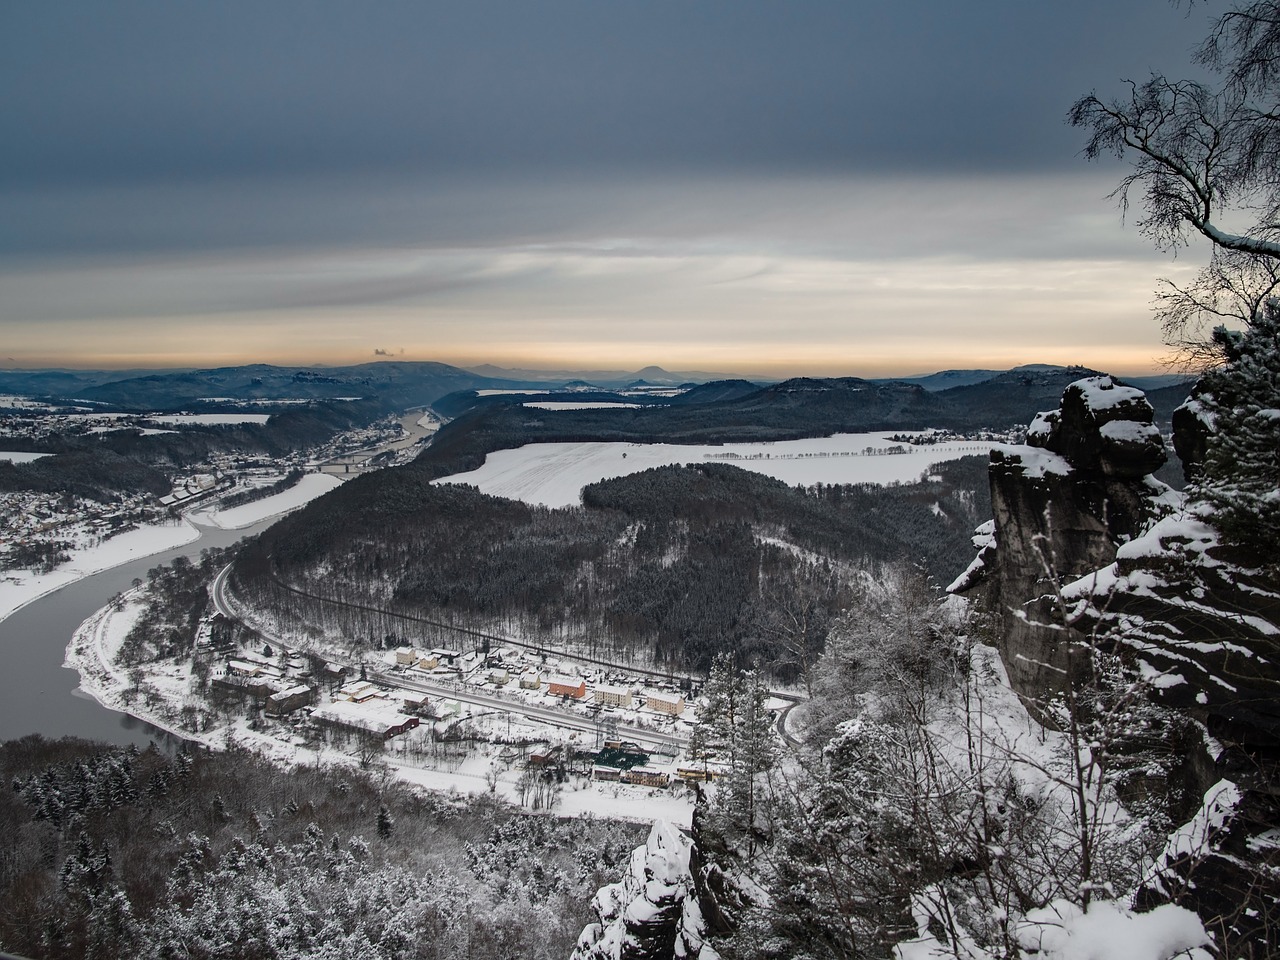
(0, 519, 273, 748)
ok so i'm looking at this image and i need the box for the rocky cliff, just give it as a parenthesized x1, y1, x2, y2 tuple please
(949, 376, 1171, 699)
(952, 374, 1280, 954)
(572, 820, 726, 960)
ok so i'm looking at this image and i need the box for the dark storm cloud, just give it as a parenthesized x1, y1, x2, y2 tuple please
(1, 1, 1204, 192)
(0, 1, 1216, 373)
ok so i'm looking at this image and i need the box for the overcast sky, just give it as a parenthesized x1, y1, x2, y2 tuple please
(1, 1, 1214, 376)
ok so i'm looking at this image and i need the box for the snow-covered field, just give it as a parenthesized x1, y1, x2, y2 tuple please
(0, 396, 63, 411)
(0, 518, 201, 623)
(0, 451, 50, 463)
(437, 433, 995, 508)
(191, 472, 343, 529)
(148, 413, 272, 426)
(523, 401, 643, 410)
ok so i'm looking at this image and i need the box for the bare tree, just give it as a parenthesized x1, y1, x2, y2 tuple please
(1069, 1, 1280, 360)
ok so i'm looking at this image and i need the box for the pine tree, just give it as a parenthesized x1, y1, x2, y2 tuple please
(1191, 306, 1280, 568)
(696, 655, 777, 855)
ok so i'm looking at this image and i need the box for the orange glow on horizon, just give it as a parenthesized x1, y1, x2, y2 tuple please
(2, 342, 1176, 380)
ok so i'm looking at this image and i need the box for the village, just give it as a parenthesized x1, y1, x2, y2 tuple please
(0, 400, 421, 575)
(64, 591, 730, 824)
(200, 609, 725, 794)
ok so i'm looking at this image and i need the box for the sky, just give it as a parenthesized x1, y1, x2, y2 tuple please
(0, 1, 1217, 377)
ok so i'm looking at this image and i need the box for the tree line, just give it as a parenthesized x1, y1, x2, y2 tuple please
(231, 458, 991, 677)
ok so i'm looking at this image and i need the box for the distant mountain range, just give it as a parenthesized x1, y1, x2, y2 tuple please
(0, 360, 1194, 413)
(876, 365, 1192, 393)
(462, 363, 738, 387)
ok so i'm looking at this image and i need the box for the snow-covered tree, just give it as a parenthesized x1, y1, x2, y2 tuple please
(695, 654, 777, 855)
(1186, 305, 1280, 565)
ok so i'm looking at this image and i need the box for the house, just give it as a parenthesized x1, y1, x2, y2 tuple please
(529, 746, 561, 767)
(206, 613, 235, 649)
(592, 766, 622, 782)
(593, 684, 633, 709)
(265, 684, 315, 717)
(645, 691, 686, 716)
(213, 664, 274, 699)
(394, 647, 417, 666)
(519, 670, 543, 690)
(311, 700, 420, 739)
(226, 660, 261, 678)
(676, 762, 729, 783)
(547, 674, 587, 698)
(487, 668, 510, 686)
(335, 680, 382, 703)
(621, 766, 671, 788)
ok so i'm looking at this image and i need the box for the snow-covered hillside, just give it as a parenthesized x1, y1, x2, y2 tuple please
(436, 433, 995, 508)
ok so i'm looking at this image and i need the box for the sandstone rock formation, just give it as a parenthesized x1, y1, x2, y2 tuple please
(572, 820, 723, 960)
(953, 374, 1280, 954)
(950, 375, 1170, 698)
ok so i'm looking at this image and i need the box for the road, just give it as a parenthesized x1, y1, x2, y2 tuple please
(210, 563, 689, 753)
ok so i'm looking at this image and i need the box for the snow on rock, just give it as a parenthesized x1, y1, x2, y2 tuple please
(1013, 900, 1211, 960)
(1027, 375, 1165, 479)
(1073, 375, 1149, 414)
(1147, 779, 1242, 882)
(1099, 418, 1162, 445)
(1027, 409, 1058, 443)
(1112, 512, 1219, 564)
(573, 820, 720, 960)
(947, 518, 998, 594)
(990, 444, 1073, 479)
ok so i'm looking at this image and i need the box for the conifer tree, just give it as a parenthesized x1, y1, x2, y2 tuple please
(1189, 305, 1280, 567)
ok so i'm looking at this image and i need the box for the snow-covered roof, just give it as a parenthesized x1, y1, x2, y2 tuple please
(312, 699, 416, 734)
(594, 683, 632, 697)
(269, 683, 313, 700)
(645, 690, 684, 704)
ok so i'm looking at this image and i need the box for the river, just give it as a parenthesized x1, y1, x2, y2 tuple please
(0, 519, 274, 748)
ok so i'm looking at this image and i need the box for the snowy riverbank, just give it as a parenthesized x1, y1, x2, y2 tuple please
(2, 474, 347, 627)
(188, 472, 344, 529)
(0, 518, 201, 625)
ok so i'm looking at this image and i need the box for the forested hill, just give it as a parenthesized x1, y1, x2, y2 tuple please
(231, 458, 991, 675)
(415, 367, 1185, 483)
(425, 378, 943, 469)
